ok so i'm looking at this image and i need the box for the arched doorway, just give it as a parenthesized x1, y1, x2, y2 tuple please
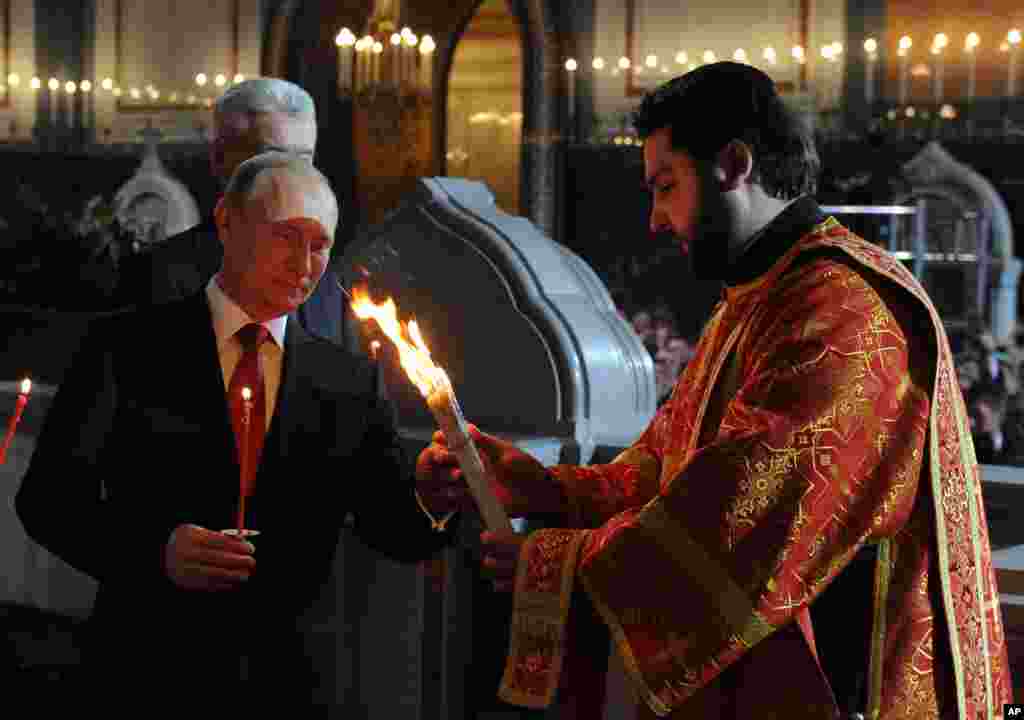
(445, 0, 522, 214)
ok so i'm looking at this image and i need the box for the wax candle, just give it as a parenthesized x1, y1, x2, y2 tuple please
(0, 379, 32, 465)
(1009, 30, 1022, 97)
(565, 58, 578, 129)
(236, 386, 252, 532)
(350, 289, 511, 532)
(898, 36, 912, 105)
(966, 33, 980, 102)
(420, 35, 436, 95)
(425, 371, 511, 532)
(864, 38, 878, 105)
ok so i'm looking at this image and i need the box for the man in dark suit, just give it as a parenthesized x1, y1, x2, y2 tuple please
(16, 152, 467, 710)
(118, 77, 348, 347)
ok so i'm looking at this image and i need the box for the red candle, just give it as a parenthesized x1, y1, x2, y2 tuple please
(0, 378, 31, 464)
(236, 386, 252, 532)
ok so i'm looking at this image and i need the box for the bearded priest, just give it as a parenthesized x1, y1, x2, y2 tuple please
(417, 62, 1012, 719)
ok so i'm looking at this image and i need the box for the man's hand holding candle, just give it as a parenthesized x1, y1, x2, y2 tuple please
(416, 423, 567, 518)
(164, 524, 256, 592)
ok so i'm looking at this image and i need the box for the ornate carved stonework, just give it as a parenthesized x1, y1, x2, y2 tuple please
(113, 126, 201, 248)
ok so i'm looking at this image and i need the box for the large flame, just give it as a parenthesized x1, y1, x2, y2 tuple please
(350, 286, 448, 398)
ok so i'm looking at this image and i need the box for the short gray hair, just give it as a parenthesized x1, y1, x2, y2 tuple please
(214, 77, 315, 122)
(224, 151, 336, 220)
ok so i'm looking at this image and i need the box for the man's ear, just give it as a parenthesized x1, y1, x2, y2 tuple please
(712, 140, 754, 192)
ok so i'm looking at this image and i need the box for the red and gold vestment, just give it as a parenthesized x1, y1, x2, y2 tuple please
(498, 219, 1012, 719)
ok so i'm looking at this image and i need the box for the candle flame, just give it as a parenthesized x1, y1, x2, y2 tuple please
(241, 386, 252, 401)
(19, 378, 30, 395)
(349, 286, 447, 398)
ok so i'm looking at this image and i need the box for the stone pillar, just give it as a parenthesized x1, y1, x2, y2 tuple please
(519, 0, 562, 242)
(991, 257, 1022, 345)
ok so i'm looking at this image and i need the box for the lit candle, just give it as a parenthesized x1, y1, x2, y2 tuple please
(390, 32, 402, 88)
(350, 289, 511, 532)
(1008, 29, 1022, 97)
(419, 35, 435, 95)
(898, 35, 912, 104)
(336, 28, 356, 94)
(47, 77, 58, 127)
(932, 33, 948, 104)
(372, 41, 384, 86)
(565, 57, 578, 126)
(236, 386, 252, 532)
(403, 33, 418, 92)
(864, 38, 878, 104)
(965, 32, 980, 101)
(0, 379, 32, 465)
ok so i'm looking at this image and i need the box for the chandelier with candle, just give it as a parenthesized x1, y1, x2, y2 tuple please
(335, 11, 435, 102)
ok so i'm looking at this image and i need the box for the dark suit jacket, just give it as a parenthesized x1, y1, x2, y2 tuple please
(15, 291, 452, 683)
(118, 216, 355, 349)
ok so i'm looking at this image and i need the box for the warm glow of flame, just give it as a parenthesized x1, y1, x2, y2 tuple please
(241, 387, 252, 401)
(350, 287, 447, 398)
(19, 378, 31, 395)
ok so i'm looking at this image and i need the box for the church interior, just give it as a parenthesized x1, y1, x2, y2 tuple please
(4, 0, 1024, 717)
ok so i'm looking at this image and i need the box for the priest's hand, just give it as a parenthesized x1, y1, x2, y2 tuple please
(481, 529, 527, 592)
(416, 424, 565, 517)
(164, 524, 256, 592)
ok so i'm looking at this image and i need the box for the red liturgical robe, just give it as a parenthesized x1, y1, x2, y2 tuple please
(497, 220, 1012, 719)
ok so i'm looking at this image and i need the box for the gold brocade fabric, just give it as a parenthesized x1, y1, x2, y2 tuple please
(498, 220, 1012, 719)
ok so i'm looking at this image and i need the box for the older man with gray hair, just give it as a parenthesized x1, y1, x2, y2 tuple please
(119, 77, 350, 347)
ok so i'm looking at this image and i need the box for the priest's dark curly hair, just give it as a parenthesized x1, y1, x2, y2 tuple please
(632, 62, 819, 201)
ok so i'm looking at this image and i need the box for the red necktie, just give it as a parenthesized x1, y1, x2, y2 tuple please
(228, 323, 269, 502)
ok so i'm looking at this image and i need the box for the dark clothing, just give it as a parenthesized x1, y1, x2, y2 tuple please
(15, 292, 453, 706)
(724, 194, 826, 286)
(119, 216, 356, 350)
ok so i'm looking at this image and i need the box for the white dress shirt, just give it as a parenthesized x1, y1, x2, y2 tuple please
(206, 276, 287, 430)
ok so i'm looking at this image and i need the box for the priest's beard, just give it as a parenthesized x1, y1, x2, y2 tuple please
(679, 167, 737, 282)
(681, 172, 736, 281)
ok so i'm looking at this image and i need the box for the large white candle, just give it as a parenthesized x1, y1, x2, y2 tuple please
(425, 373, 511, 532)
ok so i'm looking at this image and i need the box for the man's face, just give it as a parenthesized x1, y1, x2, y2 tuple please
(218, 170, 337, 321)
(213, 112, 317, 187)
(644, 126, 733, 280)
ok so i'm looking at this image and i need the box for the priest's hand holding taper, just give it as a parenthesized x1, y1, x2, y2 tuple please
(416, 423, 567, 519)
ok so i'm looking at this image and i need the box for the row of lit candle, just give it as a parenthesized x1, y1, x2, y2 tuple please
(0, 72, 246, 98)
(565, 29, 1022, 75)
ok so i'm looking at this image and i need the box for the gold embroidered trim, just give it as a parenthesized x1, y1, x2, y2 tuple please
(950, 369, 995, 713)
(866, 538, 892, 720)
(497, 529, 589, 709)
